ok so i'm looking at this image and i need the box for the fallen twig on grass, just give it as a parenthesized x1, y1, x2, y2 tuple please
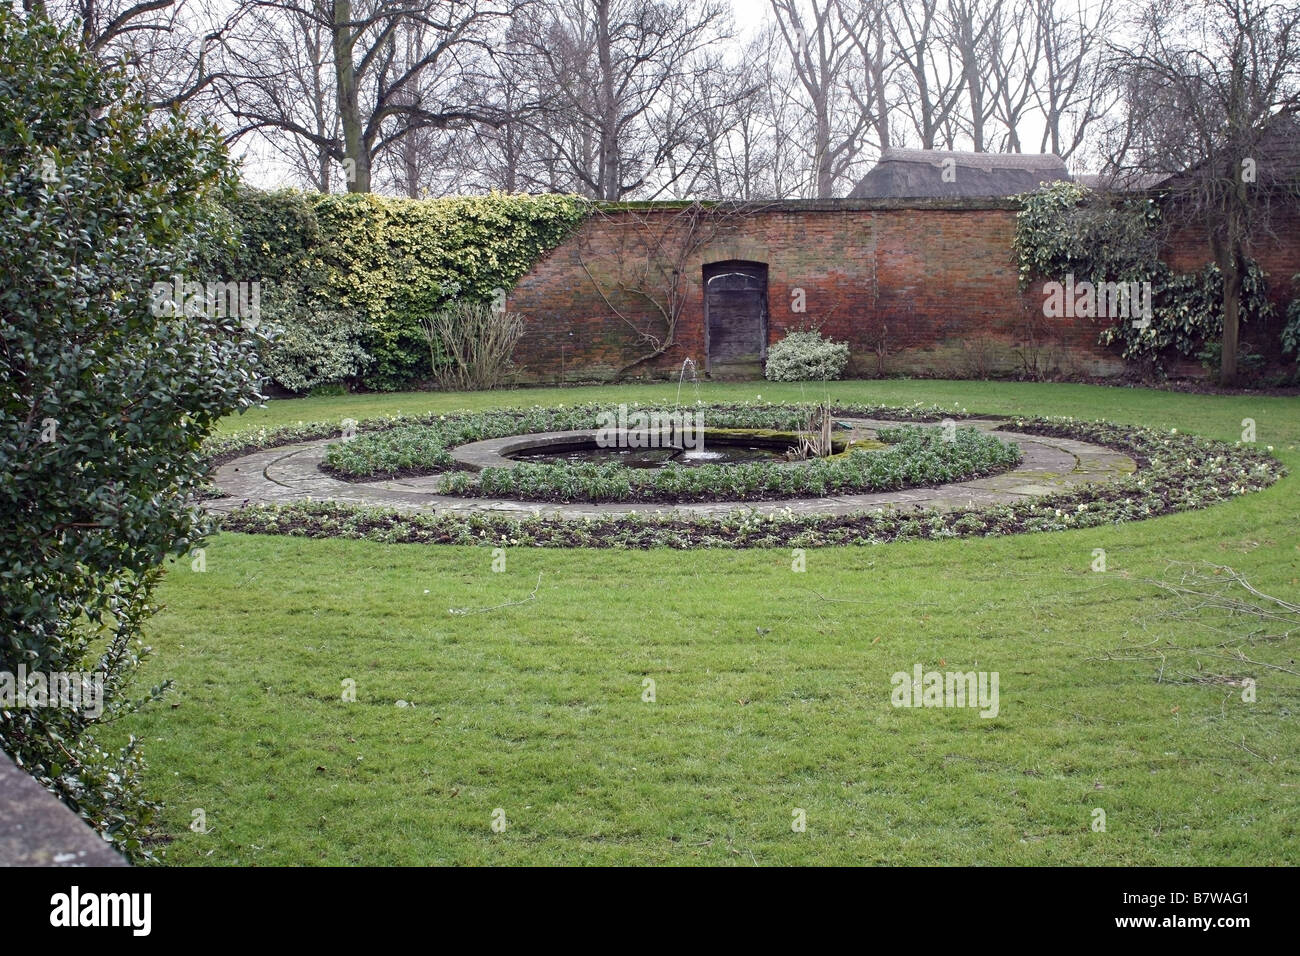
(1088, 562, 1299, 686)
(1149, 561, 1300, 637)
(449, 572, 543, 616)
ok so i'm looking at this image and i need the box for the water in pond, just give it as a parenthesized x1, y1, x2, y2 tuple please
(508, 440, 791, 469)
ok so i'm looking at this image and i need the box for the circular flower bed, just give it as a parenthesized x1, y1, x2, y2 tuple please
(439, 426, 1020, 503)
(314, 402, 961, 480)
(307, 402, 1020, 503)
(212, 408, 1285, 549)
(202, 400, 968, 466)
(301, 403, 1017, 503)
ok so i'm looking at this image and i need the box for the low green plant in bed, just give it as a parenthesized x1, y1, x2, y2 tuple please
(439, 426, 1020, 503)
(314, 402, 967, 482)
(223, 416, 1283, 548)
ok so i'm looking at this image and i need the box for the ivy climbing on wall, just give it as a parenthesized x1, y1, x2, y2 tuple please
(211, 190, 588, 391)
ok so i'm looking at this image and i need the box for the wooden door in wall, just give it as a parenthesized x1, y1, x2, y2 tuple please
(704, 261, 768, 378)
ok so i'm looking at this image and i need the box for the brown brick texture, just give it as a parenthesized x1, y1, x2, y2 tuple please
(505, 203, 1298, 383)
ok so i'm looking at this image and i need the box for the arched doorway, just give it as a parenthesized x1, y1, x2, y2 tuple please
(704, 260, 768, 377)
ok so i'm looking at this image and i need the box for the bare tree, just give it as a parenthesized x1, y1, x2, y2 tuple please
(1034, 0, 1118, 160)
(694, 33, 782, 199)
(30, 0, 237, 111)
(220, 0, 513, 193)
(517, 0, 733, 200)
(371, 14, 501, 196)
(846, 0, 898, 151)
(886, 0, 964, 149)
(44, 0, 1256, 208)
(451, 19, 555, 193)
(1105, 0, 1300, 384)
(218, 0, 339, 190)
(986, 1, 1041, 151)
(769, 0, 872, 197)
(45, 0, 185, 56)
(942, 0, 1002, 151)
(755, 22, 818, 197)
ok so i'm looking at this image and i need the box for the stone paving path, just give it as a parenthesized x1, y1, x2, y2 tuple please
(206, 418, 1137, 519)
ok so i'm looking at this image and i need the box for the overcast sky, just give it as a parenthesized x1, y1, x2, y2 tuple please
(234, 0, 774, 189)
(231, 0, 1095, 192)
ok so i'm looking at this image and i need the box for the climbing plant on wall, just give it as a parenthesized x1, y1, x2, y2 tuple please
(575, 200, 777, 380)
(1015, 182, 1274, 376)
(214, 190, 588, 391)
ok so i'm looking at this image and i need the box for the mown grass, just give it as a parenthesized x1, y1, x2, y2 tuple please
(118, 380, 1300, 865)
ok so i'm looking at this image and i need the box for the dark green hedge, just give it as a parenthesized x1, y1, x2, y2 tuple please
(211, 190, 588, 391)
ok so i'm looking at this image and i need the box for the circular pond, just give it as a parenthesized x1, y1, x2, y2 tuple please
(507, 434, 802, 468)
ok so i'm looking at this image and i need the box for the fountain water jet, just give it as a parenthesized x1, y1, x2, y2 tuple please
(676, 357, 701, 407)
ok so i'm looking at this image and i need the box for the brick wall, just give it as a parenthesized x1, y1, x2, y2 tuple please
(1163, 206, 1300, 361)
(1163, 207, 1300, 291)
(506, 198, 1297, 383)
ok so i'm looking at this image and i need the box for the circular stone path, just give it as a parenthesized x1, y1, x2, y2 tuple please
(206, 418, 1136, 518)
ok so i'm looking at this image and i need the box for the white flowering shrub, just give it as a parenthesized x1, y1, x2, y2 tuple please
(261, 290, 371, 393)
(765, 330, 850, 382)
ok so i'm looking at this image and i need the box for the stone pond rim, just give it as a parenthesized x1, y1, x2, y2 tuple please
(450, 427, 865, 471)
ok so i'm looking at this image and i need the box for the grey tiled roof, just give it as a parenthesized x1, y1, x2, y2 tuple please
(849, 149, 1070, 199)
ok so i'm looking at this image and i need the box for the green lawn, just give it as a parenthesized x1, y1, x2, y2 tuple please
(120, 380, 1300, 864)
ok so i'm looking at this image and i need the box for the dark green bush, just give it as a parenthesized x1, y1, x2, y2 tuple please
(209, 190, 587, 391)
(1283, 274, 1300, 358)
(0, 9, 264, 859)
(1016, 182, 1275, 373)
(259, 283, 371, 394)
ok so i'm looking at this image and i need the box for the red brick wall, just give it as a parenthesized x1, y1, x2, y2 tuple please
(506, 199, 1296, 383)
(1163, 207, 1300, 289)
(1163, 207, 1300, 362)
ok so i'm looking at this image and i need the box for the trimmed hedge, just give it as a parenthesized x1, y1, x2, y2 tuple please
(211, 190, 588, 391)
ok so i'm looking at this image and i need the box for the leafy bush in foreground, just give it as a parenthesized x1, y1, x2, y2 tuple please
(0, 10, 263, 860)
(1283, 275, 1300, 359)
